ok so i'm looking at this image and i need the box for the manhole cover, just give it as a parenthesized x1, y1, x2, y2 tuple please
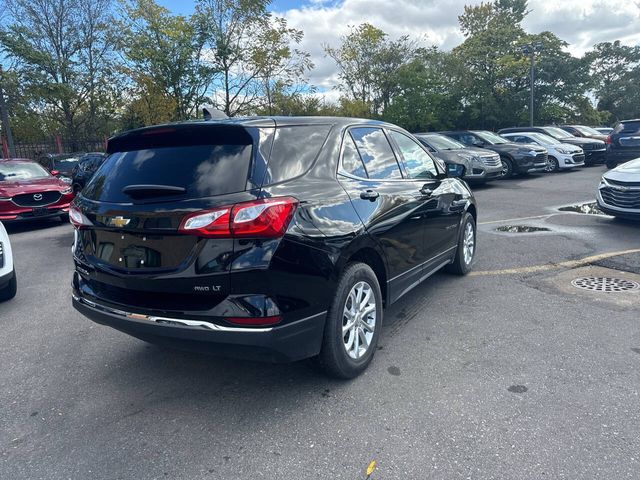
(571, 277, 640, 292)
(495, 225, 550, 233)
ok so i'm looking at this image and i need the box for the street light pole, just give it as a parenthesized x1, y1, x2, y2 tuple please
(529, 49, 534, 127)
(521, 41, 543, 127)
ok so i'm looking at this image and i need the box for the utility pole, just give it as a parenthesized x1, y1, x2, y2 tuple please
(520, 41, 543, 127)
(0, 66, 16, 158)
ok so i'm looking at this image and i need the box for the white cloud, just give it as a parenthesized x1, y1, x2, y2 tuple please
(275, 0, 640, 92)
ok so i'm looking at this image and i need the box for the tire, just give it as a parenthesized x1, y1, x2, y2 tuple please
(316, 262, 383, 379)
(499, 157, 513, 178)
(446, 212, 476, 275)
(60, 213, 69, 223)
(546, 156, 559, 173)
(0, 270, 17, 302)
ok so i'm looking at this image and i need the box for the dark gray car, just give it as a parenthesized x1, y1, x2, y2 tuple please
(414, 133, 503, 183)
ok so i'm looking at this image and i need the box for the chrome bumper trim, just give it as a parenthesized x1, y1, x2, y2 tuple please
(73, 293, 275, 333)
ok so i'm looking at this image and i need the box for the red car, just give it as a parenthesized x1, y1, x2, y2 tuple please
(0, 159, 74, 222)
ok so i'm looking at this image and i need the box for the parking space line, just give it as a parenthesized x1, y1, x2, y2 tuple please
(469, 249, 640, 277)
(478, 214, 552, 225)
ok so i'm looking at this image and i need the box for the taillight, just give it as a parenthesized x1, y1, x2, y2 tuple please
(69, 204, 92, 229)
(605, 135, 612, 145)
(179, 207, 232, 237)
(179, 197, 298, 239)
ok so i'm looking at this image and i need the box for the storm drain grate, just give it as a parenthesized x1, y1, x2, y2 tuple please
(571, 277, 640, 293)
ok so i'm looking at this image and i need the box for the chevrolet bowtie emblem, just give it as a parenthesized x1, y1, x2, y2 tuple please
(108, 216, 131, 228)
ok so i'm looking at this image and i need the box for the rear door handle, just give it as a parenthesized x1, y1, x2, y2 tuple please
(360, 189, 379, 201)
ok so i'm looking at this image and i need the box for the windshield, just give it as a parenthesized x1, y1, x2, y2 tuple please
(543, 127, 573, 139)
(0, 162, 51, 182)
(419, 134, 465, 150)
(525, 132, 559, 146)
(474, 131, 509, 144)
(574, 125, 603, 136)
(53, 157, 80, 173)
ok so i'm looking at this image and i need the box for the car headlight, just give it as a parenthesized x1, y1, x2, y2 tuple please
(61, 187, 72, 194)
(556, 148, 570, 154)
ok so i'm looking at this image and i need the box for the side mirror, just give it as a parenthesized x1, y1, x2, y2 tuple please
(447, 163, 465, 178)
(50, 170, 60, 176)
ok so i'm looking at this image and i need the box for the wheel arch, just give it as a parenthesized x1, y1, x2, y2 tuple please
(336, 237, 389, 307)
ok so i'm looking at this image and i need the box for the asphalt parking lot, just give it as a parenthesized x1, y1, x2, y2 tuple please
(1, 165, 639, 480)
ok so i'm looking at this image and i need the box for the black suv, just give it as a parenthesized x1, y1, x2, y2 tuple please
(605, 119, 640, 168)
(497, 126, 607, 166)
(71, 117, 477, 378)
(71, 152, 107, 194)
(439, 130, 548, 178)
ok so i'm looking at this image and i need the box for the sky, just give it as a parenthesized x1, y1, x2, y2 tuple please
(157, 0, 640, 99)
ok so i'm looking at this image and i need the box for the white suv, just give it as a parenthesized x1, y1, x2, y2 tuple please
(0, 221, 16, 301)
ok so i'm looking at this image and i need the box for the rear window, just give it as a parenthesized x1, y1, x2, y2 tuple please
(83, 144, 253, 202)
(262, 125, 331, 185)
(616, 121, 640, 134)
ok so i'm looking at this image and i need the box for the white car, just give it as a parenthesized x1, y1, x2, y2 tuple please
(0, 221, 16, 301)
(501, 132, 585, 172)
(597, 158, 640, 220)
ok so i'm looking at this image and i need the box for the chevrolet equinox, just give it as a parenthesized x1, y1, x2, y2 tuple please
(71, 117, 477, 378)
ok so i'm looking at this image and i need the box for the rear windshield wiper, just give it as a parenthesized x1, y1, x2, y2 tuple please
(122, 184, 187, 198)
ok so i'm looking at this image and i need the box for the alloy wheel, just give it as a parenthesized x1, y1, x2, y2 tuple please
(500, 159, 511, 177)
(342, 281, 376, 360)
(463, 222, 475, 265)
(544, 159, 554, 172)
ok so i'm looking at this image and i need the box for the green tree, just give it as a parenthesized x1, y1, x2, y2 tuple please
(0, 0, 118, 143)
(586, 41, 640, 122)
(119, 0, 215, 124)
(324, 23, 415, 116)
(453, 0, 531, 129)
(196, 0, 312, 116)
(383, 47, 463, 132)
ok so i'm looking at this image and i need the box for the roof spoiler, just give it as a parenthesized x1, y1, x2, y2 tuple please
(202, 107, 228, 120)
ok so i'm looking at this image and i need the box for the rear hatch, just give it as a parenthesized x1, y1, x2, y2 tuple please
(73, 123, 267, 306)
(612, 121, 640, 153)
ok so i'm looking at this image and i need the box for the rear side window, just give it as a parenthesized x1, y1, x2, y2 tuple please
(263, 125, 331, 185)
(83, 144, 253, 203)
(341, 134, 367, 178)
(350, 127, 401, 180)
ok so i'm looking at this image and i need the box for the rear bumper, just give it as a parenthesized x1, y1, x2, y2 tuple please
(72, 291, 327, 363)
(584, 150, 607, 165)
(606, 150, 640, 164)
